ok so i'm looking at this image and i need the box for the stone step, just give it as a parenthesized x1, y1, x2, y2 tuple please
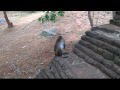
(51, 54, 85, 78)
(75, 43, 120, 76)
(42, 69, 55, 79)
(79, 39, 114, 61)
(86, 31, 114, 46)
(66, 53, 108, 78)
(92, 24, 120, 33)
(52, 55, 76, 78)
(36, 71, 44, 79)
(93, 30, 120, 49)
(86, 31, 120, 49)
(73, 47, 119, 78)
(39, 69, 49, 79)
(51, 58, 69, 79)
(48, 61, 62, 79)
(36, 60, 66, 79)
(79, 39, 120, 66)
(81, 35, 120, 66)
(81, 35, 120, 57)
(52, 53, 92, 78)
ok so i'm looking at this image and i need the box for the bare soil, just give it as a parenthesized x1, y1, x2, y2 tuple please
(0, 11, 112, 78)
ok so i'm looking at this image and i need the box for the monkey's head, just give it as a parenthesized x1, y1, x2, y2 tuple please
(57, 33, 62, 38)
(58, 33, 62, 36)
(58, 35, 63, 40)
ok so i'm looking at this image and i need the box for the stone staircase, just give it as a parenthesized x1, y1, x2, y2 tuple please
(73, 24, 120, 78)
(36, 24, 120, 79)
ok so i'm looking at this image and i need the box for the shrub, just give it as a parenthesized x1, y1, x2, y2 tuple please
(38, 11, 64, 23)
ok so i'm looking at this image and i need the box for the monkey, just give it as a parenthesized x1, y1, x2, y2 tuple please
(54, 35, 68, 58)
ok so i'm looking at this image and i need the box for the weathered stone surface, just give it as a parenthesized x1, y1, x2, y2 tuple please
(73, 47, 116, 78)
(41, 28, 58, 37)
(40, 69, 48, 79)
(36, 24, 120, 79)
(48, 61, 62, 78)
(92, 24, 120, 33)
(81, 35, 120, 57)
(75, 43, 120, 76)
(79, 39, 114, 60)
(86, 31, 114, 45)
(36, 71, 43, 78)
(43, 69, 55, 79)
(36, 52, 108, 79)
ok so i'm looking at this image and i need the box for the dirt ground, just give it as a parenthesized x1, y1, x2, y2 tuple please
(0, 11, 112, 78)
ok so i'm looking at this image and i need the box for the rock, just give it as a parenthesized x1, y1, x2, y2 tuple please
(0, 18, 6, 24)
(22, 45, 27, 49)
(41, 28, 58, 37)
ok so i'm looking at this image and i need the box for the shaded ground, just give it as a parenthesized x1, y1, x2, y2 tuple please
(0, 11, 112, 78)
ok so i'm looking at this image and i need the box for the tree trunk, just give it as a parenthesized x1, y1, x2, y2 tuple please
(88, 11, 94, 28)
(3, 11, 13, 28)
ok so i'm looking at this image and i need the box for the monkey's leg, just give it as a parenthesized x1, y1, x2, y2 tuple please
(61, 50, 68, 58)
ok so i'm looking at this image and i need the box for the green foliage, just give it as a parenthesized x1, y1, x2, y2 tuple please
(49, 11, 56, 22)
(38, 11, 64, 23)
(58, 11, 64, 16)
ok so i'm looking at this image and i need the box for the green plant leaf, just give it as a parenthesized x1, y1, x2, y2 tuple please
(38, 11, 64, 23)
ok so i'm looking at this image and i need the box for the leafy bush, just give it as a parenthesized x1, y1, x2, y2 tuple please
(38, 11, 64, 23)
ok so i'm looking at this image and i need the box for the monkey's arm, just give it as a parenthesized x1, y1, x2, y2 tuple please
(64, 43, 65, 49)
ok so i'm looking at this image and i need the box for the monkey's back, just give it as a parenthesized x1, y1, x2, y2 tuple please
(54, 36, 65, 56)
(54, 36, 65, 51)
